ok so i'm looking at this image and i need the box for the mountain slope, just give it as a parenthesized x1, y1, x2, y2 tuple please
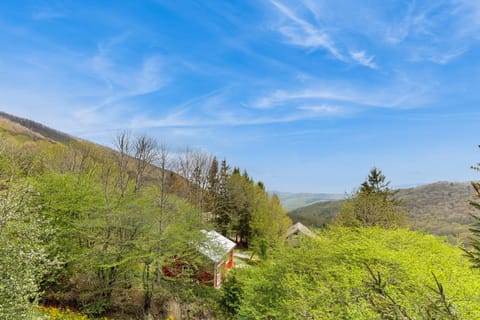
(397, 181, 476, 241)
(274, 191, 344, 211)
(289, 181, 477, 241)
(0, 110, 190, 196)
(0, 111, 75, 143)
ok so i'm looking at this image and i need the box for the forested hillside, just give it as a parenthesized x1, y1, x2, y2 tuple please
(398, 181, 475, 241)
(274, 191, 344, 211)
(288, 200, 342, 227)
(289, 181, 476, 242)
(3, 112, 480, 320)
(0, 111, 75, 143)
(0, 112, 291, 319)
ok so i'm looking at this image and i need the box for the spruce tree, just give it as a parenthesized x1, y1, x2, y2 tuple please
(360, 167, 390, 194)
(336, 167, 404, 227)
(214, 159, 233, 236)
(465, 156, 480, 268)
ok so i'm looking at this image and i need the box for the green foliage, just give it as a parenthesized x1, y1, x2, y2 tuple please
(34, 172, 105, 257)
(0, 180, 56, 319)
(221, 273, 243, 316)
(465, 157, 480, 267)
(250, 193, 291, 253)
(365, 266, 460, 319)
(360, 167, 391, 194)
(336, 192, 406, 228)
(212, 159, 234, 235)
(207, 159, 291, 250)
(226, 227, 480, 319)
(0, 136, 59, 319)
(336, 168, 405, 228)
(0, 117, 292, 318)
(227, 170, 254, 244)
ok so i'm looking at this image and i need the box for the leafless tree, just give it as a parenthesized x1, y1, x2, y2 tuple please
(173, 147, 214, 209)
(133, 134, 158, 192)
(113, 130, 132, 197)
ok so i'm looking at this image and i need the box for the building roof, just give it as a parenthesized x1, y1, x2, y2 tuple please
(199, 230, 236, 262)
(286, 222, 316, 238)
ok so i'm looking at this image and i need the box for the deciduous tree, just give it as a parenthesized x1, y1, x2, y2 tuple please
(336, 167, 405, 228)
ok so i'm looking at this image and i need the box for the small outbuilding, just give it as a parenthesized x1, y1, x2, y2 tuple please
(198, 230, 236, 288)
(286, 222, 316, 239)
(162, 230, 236, 289)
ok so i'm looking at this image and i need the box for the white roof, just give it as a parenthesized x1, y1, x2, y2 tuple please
(286, 222, 316, 238)
(199, 230, 236, 262)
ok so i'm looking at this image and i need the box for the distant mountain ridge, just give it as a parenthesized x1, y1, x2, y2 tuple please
(289, 181, 477, 242)
(0, 111, 75, 143)
(274, 191, 345, 211)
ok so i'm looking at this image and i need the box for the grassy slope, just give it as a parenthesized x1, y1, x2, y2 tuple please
(289, 181, 477, 242)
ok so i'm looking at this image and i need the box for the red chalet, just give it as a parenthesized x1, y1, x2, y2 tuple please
(162, 230, 236, 288)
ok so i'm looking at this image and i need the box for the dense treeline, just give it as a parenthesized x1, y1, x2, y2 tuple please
(0, 130, 290, 319)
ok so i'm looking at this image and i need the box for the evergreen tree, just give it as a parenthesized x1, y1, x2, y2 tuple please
(207, 157, 219, 192)
(206, 156, 219, 219)
(360, 167, 390, 194)
(228, 169, 253, 245)
(336, 167, 405, 227)
(214, 159, 233, 236)
(465, 155, 480, 268)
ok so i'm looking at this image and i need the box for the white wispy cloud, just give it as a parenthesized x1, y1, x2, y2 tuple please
(382, 0, 480, 64)
(414, 47, 468, 65)
(268, 0, 344, 60)
(384, 2, 421, 45)
(134, 111, 342, 128)
(252, 78, 432, 111)
(0, 28, 168, 138)
(267, 0, 478, 66)
(267, 0, 382, 69)
(126, 87, 348, 130)
(89, 35, 166, 98)
(349, 50, 377, 69)
(452, 0, 480, 33)
(252, 88, 360, 109)
(297, 105, 342, 114)
(69, 35, 168, 127)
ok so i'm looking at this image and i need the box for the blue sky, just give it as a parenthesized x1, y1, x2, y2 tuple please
(1, 0, 480, 193)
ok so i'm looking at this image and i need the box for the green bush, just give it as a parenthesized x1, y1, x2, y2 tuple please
(226, 227, 480, 319)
